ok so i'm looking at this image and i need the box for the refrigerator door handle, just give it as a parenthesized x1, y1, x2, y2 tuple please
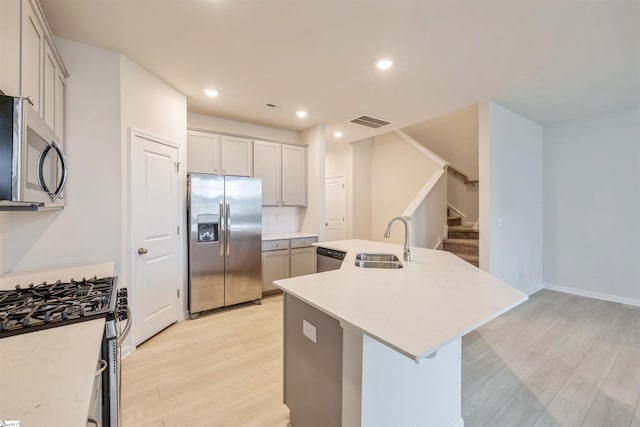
(219, 201, 225, 257)
(226, 201, 231, 255)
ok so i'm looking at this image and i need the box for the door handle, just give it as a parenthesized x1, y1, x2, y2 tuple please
(219, 201, 224, 257)
(226, 201, 231, 255)
(36, 140, 68, 202)
(137, 248, 148, 255)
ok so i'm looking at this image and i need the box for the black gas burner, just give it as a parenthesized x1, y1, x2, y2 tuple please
(0, 276, 117, 338)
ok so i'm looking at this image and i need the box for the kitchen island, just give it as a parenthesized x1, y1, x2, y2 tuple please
(274, 239, 528, 427)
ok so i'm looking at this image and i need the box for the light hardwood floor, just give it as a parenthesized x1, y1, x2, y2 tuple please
(121, 290, 640, 427)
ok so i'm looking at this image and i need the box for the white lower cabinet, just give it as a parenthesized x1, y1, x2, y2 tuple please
(290, 246, 316, 277)
(261, 236, 317, 294)
(262, 240, 290, 294)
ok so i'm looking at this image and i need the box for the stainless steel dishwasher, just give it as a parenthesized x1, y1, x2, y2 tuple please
(316, 247, 346, 272)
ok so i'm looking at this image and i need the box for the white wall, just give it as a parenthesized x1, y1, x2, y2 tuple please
(370, 132, 441, 244)
(300, 126, 326, 239)
(447, 171, 479, 223)
(3, 39, 122, 274)
(411, 173, 447, 249)
(351, 139, 373, 240)
(119, 55, 188, 319)
(543, 107, 640, 303)
(402, 104, 479, 180)
(326, 144, 353, 239)
(480, 101, 543, 294)
(187, 112, 300, 144)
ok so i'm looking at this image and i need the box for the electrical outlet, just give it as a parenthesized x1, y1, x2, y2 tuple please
(302, 320, 317, 343)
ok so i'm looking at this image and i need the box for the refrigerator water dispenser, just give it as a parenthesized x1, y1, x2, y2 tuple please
(197, 214, 218, 243)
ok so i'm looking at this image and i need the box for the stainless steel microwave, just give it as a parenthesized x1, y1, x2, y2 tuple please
(0, 94, 67, 210)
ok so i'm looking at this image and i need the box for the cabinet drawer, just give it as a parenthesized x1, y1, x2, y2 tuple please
(290, 237, 318, 248)
(262, 239, 290, 251)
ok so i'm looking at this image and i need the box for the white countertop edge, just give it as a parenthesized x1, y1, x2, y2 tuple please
(262, 232, 318, 241)
(276, 239, 529, 362)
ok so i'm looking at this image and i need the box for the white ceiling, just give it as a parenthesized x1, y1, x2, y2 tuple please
(40, 0, 640, 142)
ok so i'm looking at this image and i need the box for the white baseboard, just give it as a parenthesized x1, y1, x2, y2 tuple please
(543, 283, 640, 307)
(450, 416, 465, 427)
(523, 283, 544, 296)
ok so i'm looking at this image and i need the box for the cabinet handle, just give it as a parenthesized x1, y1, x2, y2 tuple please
(24, 96, 35, 106)
(137, 248, 148, 255)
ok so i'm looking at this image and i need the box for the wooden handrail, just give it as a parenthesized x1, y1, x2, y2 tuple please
(448, 166, 479, 186)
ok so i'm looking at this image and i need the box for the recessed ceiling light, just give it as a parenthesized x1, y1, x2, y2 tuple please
(205, 89, 218, 97)
(376, 59, 393, 70)
(334, 131, 343, 138)
(296, 111, 308, 118)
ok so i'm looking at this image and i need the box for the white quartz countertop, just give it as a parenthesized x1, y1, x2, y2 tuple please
(262, 232, 318, 241)
(274, 239, 528, 361)
(0, 319, 105, 427)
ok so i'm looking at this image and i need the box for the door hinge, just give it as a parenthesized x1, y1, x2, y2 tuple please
(177, 289, 180, 298)
(177, 226, 180, 235)
(174, 161, 180, 172)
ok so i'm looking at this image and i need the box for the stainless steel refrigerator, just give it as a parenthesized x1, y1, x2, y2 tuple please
(188, 174, 262, 316)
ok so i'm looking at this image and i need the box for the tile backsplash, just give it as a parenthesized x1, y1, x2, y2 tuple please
(263, 207, 299, 234)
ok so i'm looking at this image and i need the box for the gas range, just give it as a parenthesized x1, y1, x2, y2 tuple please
(0, 276, 120, 338)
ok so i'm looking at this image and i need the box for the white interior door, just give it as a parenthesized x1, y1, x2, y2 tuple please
(131, 130, 180, 345)
(325, 176, 346, 241)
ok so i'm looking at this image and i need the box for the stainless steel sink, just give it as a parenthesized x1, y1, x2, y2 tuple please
(354, 253, 403, 269)
(355, 253, 400, 262)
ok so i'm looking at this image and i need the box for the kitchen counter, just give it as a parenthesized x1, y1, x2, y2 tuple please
(0, 319, 105, 427)
(0, 263, 115, 426)
(275, 239, 528, 426)
(262, 232, 318, 241)
(276, 239, 527, 361)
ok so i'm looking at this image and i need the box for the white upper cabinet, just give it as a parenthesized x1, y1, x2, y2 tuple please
(253, 140, 281, 206)
(187, 131, 220, 174)
(187, 131, 253, 176)
(1, 0, 68, 139)
(22, 0, 43, 112)
(54, 70, 65, 140)
(220, 135, 253, 176)
(281, 144, 307, 206)
(0, 1, 21, 97)
(43, 42, 56, 128)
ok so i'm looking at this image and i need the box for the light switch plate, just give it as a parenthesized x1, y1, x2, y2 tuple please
(302, 320, 317, 343)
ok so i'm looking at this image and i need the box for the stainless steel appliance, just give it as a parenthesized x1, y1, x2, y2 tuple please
(188, 174, 262, 316)
(0, 276, 130, 427)
(0, 94, 68, 210)
(316, 247, 346, 272)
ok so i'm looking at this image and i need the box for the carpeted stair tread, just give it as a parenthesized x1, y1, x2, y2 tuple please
(448, 225, 477, 232)
(448, 225, 479, 239)
(447, 216, 462, 226)
(443, 238, 479, 247)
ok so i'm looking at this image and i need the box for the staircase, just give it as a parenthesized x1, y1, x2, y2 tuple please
(443, 215, 479, 267)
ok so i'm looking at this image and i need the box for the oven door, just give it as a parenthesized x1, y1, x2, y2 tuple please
(22, 106, 67, 205)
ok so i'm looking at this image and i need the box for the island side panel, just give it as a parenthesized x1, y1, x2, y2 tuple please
(284, 293, 343, 427)
(361, 336, 463, 427)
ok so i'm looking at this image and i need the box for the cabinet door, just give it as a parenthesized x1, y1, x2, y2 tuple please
(0, 1, 21, 97)
(43, 42, 56, 129)
(281, 144, 306, 206)
(290, 246, 316, 277)
(221, 135, 252, 176)
(22, 1, 44, 113)
(253, 140, 281, 206)
(54, 70, 65, 142)
(261, 249, 290, 293)
(187, 131, 220, 174)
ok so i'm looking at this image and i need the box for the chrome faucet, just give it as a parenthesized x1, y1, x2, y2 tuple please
(384, 216, 411, 261)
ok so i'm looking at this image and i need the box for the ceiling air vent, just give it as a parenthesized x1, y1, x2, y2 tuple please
(349, 115, 391, 129)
